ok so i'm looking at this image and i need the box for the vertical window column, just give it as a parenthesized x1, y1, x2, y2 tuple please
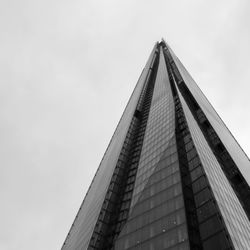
(88, 45, 160, 250)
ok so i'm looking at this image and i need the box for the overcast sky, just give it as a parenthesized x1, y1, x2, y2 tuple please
(0, 0, 250, 249)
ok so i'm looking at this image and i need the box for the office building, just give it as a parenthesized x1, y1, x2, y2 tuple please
(62, 40, 250, 250)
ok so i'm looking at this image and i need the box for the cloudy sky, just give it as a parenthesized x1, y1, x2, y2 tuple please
(0, 0, 250, 249)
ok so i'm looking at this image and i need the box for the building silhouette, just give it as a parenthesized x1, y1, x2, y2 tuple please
(62, 40, 250, 250)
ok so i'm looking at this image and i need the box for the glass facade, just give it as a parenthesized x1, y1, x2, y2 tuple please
(165, 45, 250, 248)
(180, 94, 250, 249)
(115, 48, 189, 250)
(168, 45, 250, 186)
(62, 40, 250, 250)
(61, 45, 159, 250)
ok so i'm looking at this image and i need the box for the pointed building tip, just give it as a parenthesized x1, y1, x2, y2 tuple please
(162, 38, 168, 45)
(158, 38, 167, 48)
(158, 38, 170, 49)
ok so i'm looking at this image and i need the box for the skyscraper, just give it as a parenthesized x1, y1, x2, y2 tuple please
(62, 40, 250, 250)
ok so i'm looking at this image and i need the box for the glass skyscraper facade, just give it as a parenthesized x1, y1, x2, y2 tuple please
(62, 40, 250, 250)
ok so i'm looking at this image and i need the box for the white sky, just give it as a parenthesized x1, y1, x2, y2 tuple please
(0, 0, 250, 249)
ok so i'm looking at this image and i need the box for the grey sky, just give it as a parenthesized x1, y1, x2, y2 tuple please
(0, 0, 250, 249)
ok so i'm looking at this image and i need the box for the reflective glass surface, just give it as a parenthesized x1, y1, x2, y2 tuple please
(168, 46, 250, 185)
(63, 41, 250, 250)
(178, 87, 250, 249)
(62, 45, 158, 250)
(114, 48, 189, 250)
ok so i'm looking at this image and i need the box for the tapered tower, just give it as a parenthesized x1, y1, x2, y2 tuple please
(62, 40, 250, 250)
